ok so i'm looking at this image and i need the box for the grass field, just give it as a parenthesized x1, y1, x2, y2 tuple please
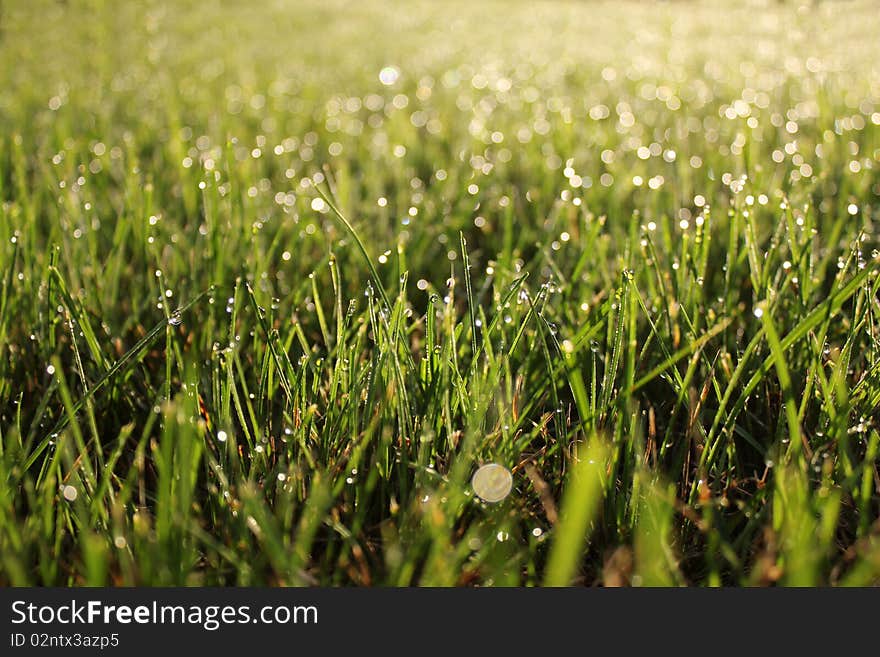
(1, 0, 879, 586)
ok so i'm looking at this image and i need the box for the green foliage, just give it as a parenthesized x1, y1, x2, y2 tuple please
(0, 0, 879, 586)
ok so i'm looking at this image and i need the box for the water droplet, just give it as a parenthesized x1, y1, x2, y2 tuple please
(471, 463, 513, 503)
(379, 66, 400, 86)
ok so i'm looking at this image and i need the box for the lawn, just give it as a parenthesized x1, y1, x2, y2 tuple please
(1, 0, 879, 586)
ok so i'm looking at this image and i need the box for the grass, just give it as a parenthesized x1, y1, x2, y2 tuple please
(0, 0, 879, 586)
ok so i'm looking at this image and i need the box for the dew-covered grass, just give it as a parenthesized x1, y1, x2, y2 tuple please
(1, 0, 879, 586)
